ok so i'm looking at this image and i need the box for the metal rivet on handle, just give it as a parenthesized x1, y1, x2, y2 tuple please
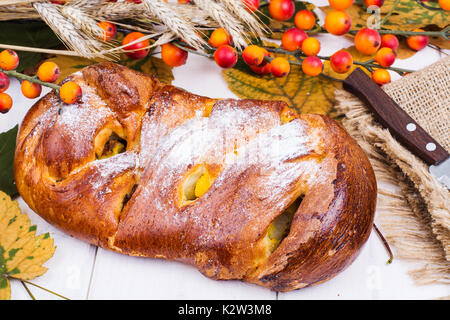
(426, 143, 436, 151)
(406, 123, 416, 132)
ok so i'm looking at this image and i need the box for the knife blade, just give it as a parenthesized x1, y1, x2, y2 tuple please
(343, 68, 450, 189)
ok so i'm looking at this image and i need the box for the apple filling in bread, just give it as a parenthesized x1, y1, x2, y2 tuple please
(181, 165, 215, 205)
(263, 196, 302, 256)
(96, 131, 127, 160)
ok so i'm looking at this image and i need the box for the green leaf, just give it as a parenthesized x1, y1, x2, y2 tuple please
(0, 21, 62, 72)
(0, 125, 18, 197)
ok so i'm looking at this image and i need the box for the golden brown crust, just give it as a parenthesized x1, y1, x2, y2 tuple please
(14, 62, 376, 291)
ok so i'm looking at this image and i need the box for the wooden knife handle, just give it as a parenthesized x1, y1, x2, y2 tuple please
(343, 68, 449, 166)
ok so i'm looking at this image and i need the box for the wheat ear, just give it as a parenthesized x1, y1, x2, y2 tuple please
(142, 0, 205, 50)
(70, 0, 104, 10)
(192, 0, 249, 48)
(60, 5, 104, 38)
(89, 2, 145, 20)
(221, 0, 267, 38)
(32, 2, 109, 59)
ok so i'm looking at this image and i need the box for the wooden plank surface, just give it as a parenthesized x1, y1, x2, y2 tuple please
(88, 248, 276, 300)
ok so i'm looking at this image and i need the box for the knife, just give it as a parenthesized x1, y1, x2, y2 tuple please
(343, 68, 450, 189)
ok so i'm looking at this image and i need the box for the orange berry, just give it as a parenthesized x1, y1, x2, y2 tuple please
(269, 0, 295, 21)
(0, 92, 12, 114)
(375, 47, 396, 67)
(178, 0, 191, 3)
(330, 50, 353, 73)
(407, 29, 429, 51)
(372, 69, 391, 85)
(214, 45, 238, 68)
(294, 10, 316, 30)
(354, 28, 381, 55)
(0, 49, 19, 71)
(270, 57, 290, 77)
(208, 28, 232, 48)
(250, 50, 273, 75)
(0, 72, 10, 93)
(122, 32, 150, 59)
(97, 21, 117, 41)
(363, 0, 384, 6)
(161, 43, 188, 67)
(324, 10, 351, 36)
(242, 45, 265, 66)
(301, 37, 320, 56)
(328, 0, 354, 10)
(243, 0, 260, 12)
(59, 81, 82, 104)
(380, 34, 399, 51)
(37, 61, 60, 83)
(281, 28, 308, 52)
(439, 0, 450, 10)
(21, 80, 42, 99)
(302, 56, 323, 76)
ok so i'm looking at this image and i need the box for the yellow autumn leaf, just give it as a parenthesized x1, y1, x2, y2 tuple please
(0, 277, 10, 300)
(429, 36, 450, 50)
(45, 54, 174, 84)
(424, 25, 450, 50)
(0, 191, 56, 300)
(380, 0, 448, 30)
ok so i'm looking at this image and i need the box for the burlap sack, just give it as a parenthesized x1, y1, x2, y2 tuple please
(335, 56, 450, 285)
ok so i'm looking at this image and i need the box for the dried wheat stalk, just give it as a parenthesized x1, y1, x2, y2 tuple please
(32, 2, 112, 59)
(92, 2, 213, 31)
(89, 2, 145, 20)
(221, 0, 266, 38)
(142, 0, 205, 50)
(60, 5, 103, 38)
(0, 0, 43, 5)
(0, 0, 268, 59)
(193, 0, 249, 48)
(70, 0, 103, 10)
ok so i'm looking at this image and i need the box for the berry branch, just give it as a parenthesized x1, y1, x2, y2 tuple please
(265, 46, 415, 75)
(1, 69, 60, 92)
(348, 27, 450, 39)
(162, 0, 445, 86)
(0, 49, 82, 113)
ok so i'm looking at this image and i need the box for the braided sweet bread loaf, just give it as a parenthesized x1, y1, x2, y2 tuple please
(14, 62, 376, 291)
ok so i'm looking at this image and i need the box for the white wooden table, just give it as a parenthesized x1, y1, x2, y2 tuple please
(3, 5, 450, 299)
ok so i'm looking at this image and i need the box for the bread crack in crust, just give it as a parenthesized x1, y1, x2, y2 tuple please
(14, 62, 377, 291)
